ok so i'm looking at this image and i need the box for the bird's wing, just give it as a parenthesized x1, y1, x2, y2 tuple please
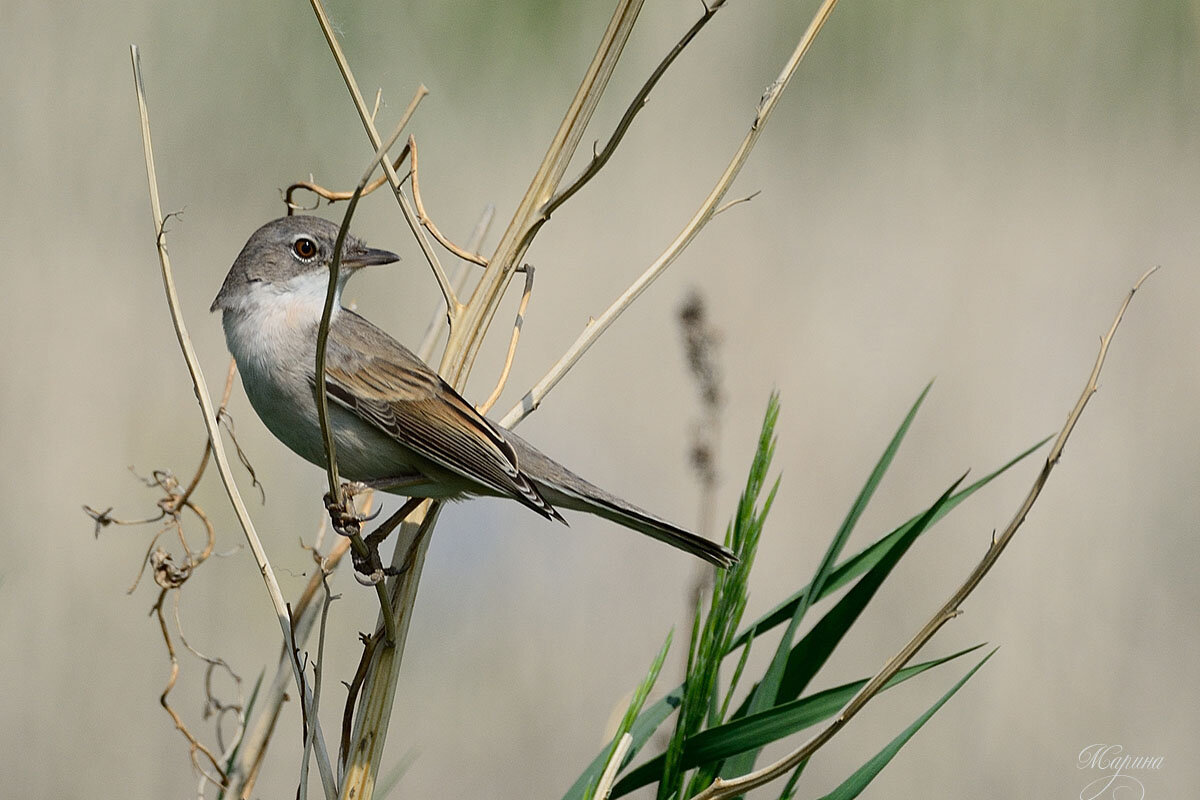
(320, 310, 562, 521)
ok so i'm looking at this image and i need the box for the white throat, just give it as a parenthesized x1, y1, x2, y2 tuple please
(221, 271, 343, 377)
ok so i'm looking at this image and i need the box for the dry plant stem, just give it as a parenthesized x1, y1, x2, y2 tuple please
(308, 0, 458, 318)
(152, 590, 227, 789)
(408, 135, 488, 267)
(285, 152, 410, 214)
(417, 205, 495, 361)
(692, 267, 1158, 800)
(314, 116, 414, 638)
(501, 0, 840, 429)
(128, 45, 337, 799)
(173, 358, 237, 511)
(542, 0, 726, 220)
(595, 733, 634, 800)
(299, 576, 337, 800)
(477, 265, 535, 416)
(227, 538, 353, 799)
(446, 0, 645, 387)
(339, 503, 439, 800)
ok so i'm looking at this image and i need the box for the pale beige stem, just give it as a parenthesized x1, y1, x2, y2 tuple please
(500, 0, 839, 428)
(416, 205, 494, 362)
(129, 44, 336, 799)
(308, 0, 458, 318)
(477, 265, 535, 416)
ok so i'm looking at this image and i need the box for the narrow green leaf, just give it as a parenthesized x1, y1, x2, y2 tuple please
(561, 691, 681, 800)
(815, 649, 997, 800)
(745, 383, 932, 723)
(583, 630, 673, 800)
(609, 644, 984, 797)
(777, 759, 807, 800)
(217, 669, 265, 800)
(722, 472, 965, 779)
(771, 474, 965, 704)
(730, 434, 1049, 651)
(662, 394, 779, 800)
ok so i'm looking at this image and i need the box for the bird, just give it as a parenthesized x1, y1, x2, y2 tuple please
(210, 215, 736, 568)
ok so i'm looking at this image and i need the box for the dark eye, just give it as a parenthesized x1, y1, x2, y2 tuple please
(292, 237, 318, 260)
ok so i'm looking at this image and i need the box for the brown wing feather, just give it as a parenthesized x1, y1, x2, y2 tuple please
(323, 311, 563, 522)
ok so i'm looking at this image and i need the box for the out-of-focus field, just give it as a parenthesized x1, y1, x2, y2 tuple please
(2, 2, 1196, 797)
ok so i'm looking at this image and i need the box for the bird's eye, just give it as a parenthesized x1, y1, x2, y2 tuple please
(292, 237, 318, 261)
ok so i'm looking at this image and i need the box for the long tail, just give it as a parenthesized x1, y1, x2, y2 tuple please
(501, 429, 737, 568)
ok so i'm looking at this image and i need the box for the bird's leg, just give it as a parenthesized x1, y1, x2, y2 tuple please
(361, 497, 425, 578)
(323, 476, 428, 581)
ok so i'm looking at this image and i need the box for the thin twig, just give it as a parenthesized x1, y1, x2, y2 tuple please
(408, 135, 488, 267)
(314, 113, 413, 504)
(129, 44, 337, 798)
(500, 0, 839, 428)
(477, 265, 535, 416)
(226, 535, 353, 798)
(692, 267, 1158, 799)
(416, 205, 495, 362)
(313, 117, 412, 640)
(541, 0, 727, 220)
(172, 358, 237, 512)
(300, 576, 338, 800)
(444, 0, 645, 388)
(308, 0, 457, 318)
(152, 589, 228, 789)
(284, 151, 411, 214)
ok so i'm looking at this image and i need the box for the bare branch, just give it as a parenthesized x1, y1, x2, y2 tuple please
(152, 589, 228, 790)
(499, 0, 839, 429)
(284, 151, 411, 215)
(408, 135, 488, 267)
(594, 733, 634, 800)
(307, 0, 459, 318)
(543, 0, 727, 219)
(443, 0, 646, 388)
(477, 265, 535, 416)
(129, 44, 336, 798)
(416, 204, 495, 362)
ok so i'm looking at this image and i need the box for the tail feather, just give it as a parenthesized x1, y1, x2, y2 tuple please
(551, 483, 738, 568)
(500, 428, 738, 568)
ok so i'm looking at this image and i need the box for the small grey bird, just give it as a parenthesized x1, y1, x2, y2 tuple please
(211, 216, 735, 567)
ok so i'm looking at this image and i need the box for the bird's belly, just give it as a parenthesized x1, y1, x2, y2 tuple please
(239, 363, 472, 500)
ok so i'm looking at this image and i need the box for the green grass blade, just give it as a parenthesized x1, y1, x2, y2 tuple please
(663, 395, 778, 799)
(560, 691, 682, 800)
(725, 384, 931, 778)
(610, 645, 984, 797)
(746, 383, 932, 712)
(730, 434, 1048, 651)
(719, 472, 964, 779)
(814, 648, 998, 800)
(582, 630, 674, 800)
(216, 669, 265, 800)
(770, 474, 966, 704)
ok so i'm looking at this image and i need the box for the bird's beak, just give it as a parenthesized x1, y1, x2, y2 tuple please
(344, 246, 400, 268)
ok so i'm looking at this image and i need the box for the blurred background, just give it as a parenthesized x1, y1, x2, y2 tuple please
(2, 1, 1197, 797)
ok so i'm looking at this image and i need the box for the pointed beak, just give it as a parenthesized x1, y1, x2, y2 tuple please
(344, 246, 400, 268)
